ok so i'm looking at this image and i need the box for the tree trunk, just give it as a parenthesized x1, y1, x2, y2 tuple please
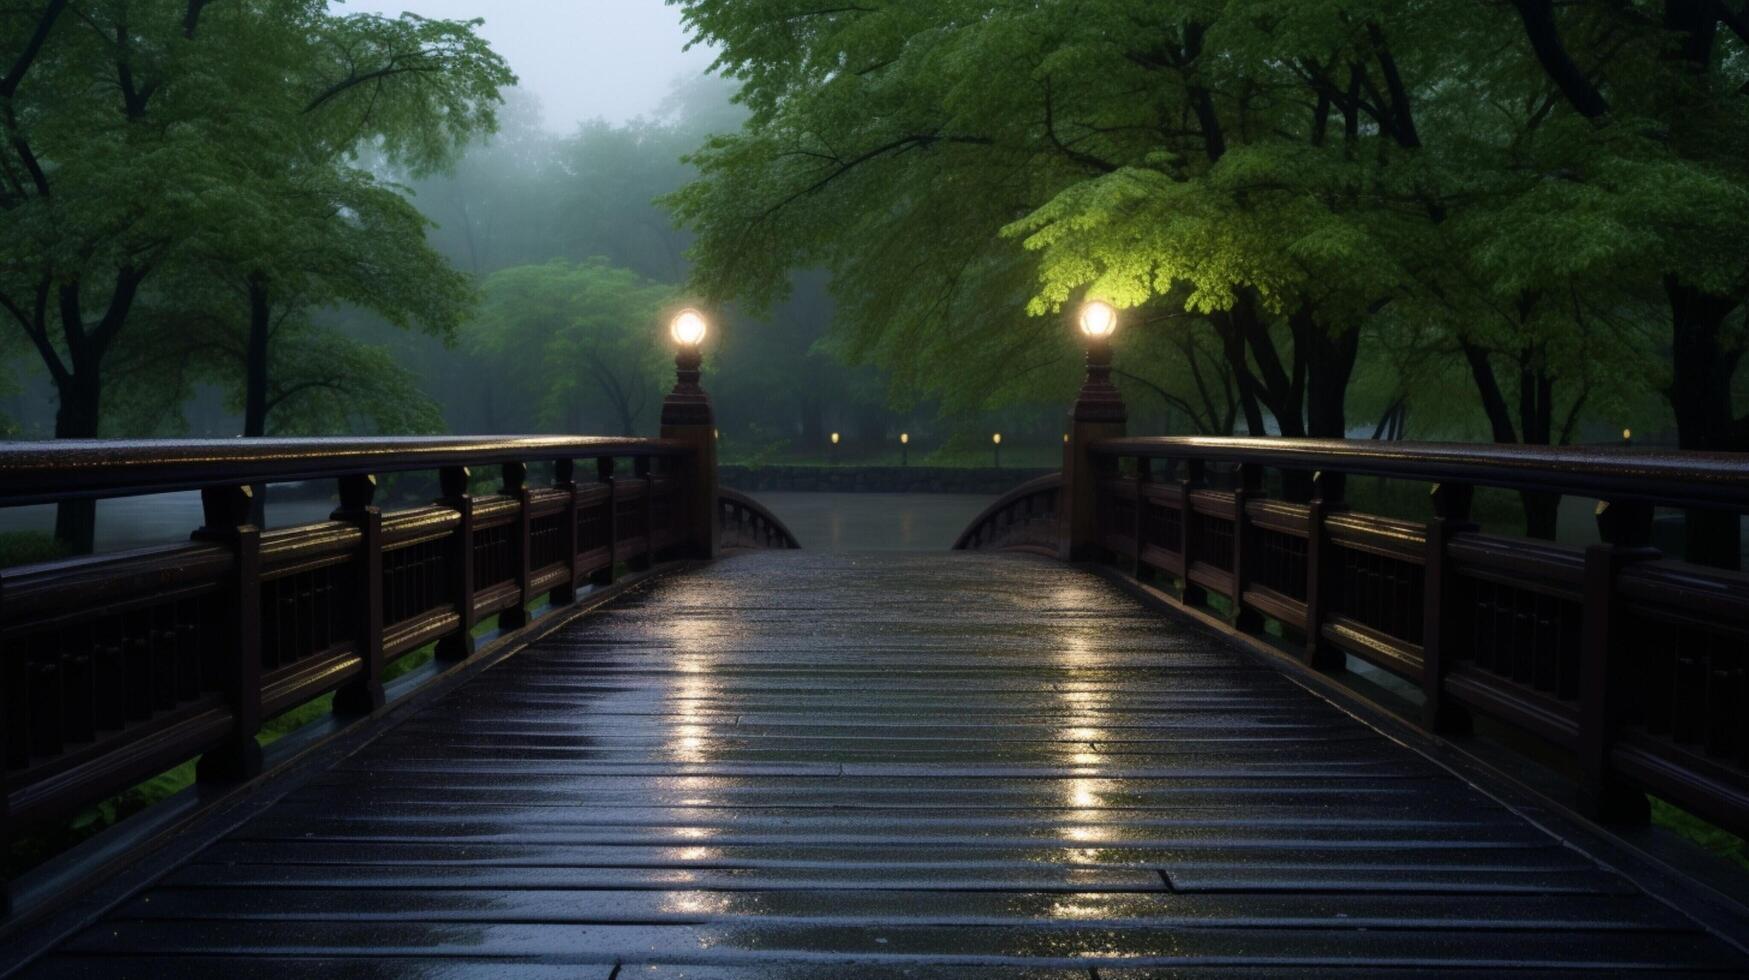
(1305, 322, 1360, 438)
(52, 368, 101, 552)
(1666, 276, 1744, 568)
(1213, 313, 1266, 435)
(1521, 492, 1560, 540)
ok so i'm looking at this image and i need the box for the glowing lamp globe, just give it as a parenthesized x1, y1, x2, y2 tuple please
(992, 433, 1002, 445)
(670, 308, 709, 347)
(1622, 428, 1632, 441)
(1078, 301, 1118, 340)
(900, 433, 909, 445)
(831, 432, 840, 445)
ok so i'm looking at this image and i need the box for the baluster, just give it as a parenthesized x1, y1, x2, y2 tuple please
(333, 474, 384, 716)
(1302, 470, 1346, 671)
(0, 584, 9, 913)
(631, 457, 653, 571)
(1232, 463, 1263, 633)
(1132, 458, 1150, 580)
(436, 466, 475, 663)
(1421, 482, 1475, 733)
(594, 458, 617, 587)
(501, 462, 532, 631)
(193, 484, 263, 784)
(1579, 499, 1658, 824)
(1180, 459, 1206, 607)
(554, 459, 580, 606)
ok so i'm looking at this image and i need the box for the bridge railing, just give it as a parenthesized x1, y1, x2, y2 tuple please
(719, 487, 803, 551)
(951, 473, 1062, 555)
(0, 433, 805, 900)
(960, 434, 1749, 841)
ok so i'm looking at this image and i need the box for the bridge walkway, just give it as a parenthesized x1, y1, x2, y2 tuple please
(21, 552, 1749, 976)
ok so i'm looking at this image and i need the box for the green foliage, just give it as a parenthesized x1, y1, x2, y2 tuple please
(0, 530, 70, 566)
(1651, 797, 1749, 873)
(468, 259, 676, 435)
(666, 0, 1747, 456)
(0, 0, 511, 451)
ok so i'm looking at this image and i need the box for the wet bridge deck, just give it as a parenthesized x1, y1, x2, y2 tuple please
(24, 553, 1749, 976)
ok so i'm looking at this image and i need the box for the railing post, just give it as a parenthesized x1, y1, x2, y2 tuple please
(1, 580, 12, 916)
(1060, 334, 1127, 561)
(435, 466, 475, 663)
(660, 337, 719, 560)
(1231, 462, 1262, 633)
(1579, 499, 1657, 825)
(501, 461, 531, 630)
(1181, 458, 1207, 608)
(1302, 469, 1347, 671)
(593, 457, 616, 587)
(332, 474, 384, 716)
(193, 485, 263, 784)
(1131, 458, 1150, 580)
(1421, 482, 1475, 733)
(630, 456, 653, 572)
(554, 459, 579, 606)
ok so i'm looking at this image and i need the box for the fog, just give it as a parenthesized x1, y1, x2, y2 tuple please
(342, 0, 717, 129)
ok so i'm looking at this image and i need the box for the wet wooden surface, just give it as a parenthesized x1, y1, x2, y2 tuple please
(25, 553, 1749, 976)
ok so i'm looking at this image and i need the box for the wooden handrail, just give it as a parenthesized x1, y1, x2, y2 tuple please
(0, 436, 701, 901)
(1092, 436, 1749, 510)
(958, 436, 1749, 842)
(0, 436, 690, 505)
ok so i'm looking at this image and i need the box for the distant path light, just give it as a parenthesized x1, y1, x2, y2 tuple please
(992, 433, 1002, 445)
(831, 432, 840, 445)
(670, 308, 709, 346)
(1078, 300, 1118, 340)
(900, 433, 909, 445)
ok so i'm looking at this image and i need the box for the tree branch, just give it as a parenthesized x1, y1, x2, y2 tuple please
(1042, 76, 1117, 173)
(1512, 0, 1610, 119)
(0, 0, 69, 98)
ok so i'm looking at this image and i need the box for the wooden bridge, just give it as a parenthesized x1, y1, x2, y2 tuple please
(1, 352, 1748, 974)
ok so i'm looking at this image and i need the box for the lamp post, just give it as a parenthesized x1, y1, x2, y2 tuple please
(1060, 300, 1127, 560)
(829, 431, 840, 465)
(661, 307, 717, 558)
(900, 432, 910, 466)
(992, 432, 1002, 468)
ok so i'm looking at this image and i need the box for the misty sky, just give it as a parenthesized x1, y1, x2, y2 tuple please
(343, 0, 718, 131)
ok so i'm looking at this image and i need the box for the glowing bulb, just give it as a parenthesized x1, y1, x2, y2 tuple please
(1063, 433, 1070, 443)
(900, 433, 909, 445)
(831, 432, 840, 445)
(993, 433, 1002, 445)
(1078, 300, 1118, 340)
(1622, 428, 1632, 441)
(670, 308, 708, 346)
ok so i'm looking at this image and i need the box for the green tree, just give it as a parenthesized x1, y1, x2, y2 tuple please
(1502, 0, 1749, 562)
(467, 259, 674, 436)
(668, 0, 1717, 528)
(0, 1, 509, 549)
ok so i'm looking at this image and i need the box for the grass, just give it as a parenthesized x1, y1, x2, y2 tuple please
(0, 531, 70, 567)
(1652, 798, 1749, 873)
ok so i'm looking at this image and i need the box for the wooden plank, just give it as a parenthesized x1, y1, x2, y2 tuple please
(31, 552, 1748, 974)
